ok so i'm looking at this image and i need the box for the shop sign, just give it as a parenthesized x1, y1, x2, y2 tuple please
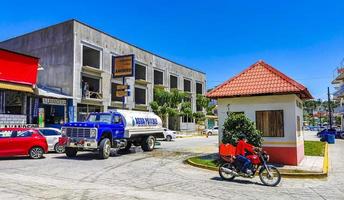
(113, 54, 135, 77)
(116, 84, 129, 90)
(115, 90, 129, 97)
(43, 98, 66, 105)
(1, 124, 38, 128)
(0, 49, 39, 85)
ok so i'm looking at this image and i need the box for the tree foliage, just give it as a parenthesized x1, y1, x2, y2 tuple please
(222, 112, 263, 147)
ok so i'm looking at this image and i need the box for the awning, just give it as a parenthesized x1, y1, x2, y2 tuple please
(0, 81, 34, 93)
(36, 87, 73, 99)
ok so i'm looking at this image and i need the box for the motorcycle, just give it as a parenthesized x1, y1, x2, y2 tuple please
(218, 148, 281, 186)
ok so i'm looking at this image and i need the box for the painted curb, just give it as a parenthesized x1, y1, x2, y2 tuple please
(185, 143, 329, 179)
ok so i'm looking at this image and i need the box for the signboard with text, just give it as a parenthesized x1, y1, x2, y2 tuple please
(42, 98, 67, 106)
(115, 90, 129, 97)
(113, 54, 135, 77)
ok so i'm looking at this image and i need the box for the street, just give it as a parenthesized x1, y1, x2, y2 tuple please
(0, 136, 343, 200)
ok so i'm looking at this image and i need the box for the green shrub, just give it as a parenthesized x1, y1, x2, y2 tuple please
(222, 112, 263, 147)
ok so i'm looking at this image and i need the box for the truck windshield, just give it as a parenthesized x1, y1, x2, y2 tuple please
(87, 114, 112, 123)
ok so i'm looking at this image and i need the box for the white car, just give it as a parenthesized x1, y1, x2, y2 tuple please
(203, 126, 219, 135)
(163, 128, 176, 141)
(38, 128, 65, 153)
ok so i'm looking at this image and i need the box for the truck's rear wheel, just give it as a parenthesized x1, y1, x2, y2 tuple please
(141, 136, 155, 151)
(99, 138, 111, 159)
(65, 147, 77, 158)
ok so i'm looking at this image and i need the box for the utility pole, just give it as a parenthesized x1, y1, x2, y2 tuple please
(328, 87, 333, 129)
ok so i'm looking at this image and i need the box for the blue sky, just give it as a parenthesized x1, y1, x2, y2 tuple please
(1, 0, 343, 99)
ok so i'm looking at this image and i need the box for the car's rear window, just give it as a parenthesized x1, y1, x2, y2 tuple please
(39, 129, 60, 136)
(0, 131, 12, 138)
(0, 130, 33, 138)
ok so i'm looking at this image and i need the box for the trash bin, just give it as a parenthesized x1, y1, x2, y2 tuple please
(327, 134, 335, 144)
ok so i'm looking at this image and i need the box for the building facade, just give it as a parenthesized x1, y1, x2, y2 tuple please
(0, 20, 206, 131)
(332, 68, 344, 129)
(0, 48, 39, 127)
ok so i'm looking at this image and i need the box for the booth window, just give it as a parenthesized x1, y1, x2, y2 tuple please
(154, 70, 164, 85)
(256, 110, 284, 137)
(184, 79, 191, 92)
(111, 83, 123, 102)
(135, 64, 146, 80)
(135, 87, 146, 105)
(170, 75, 178, 89)
(82, 46, 100, 69)
(297, 115, 301, 136)
(82, 75, 102, 99)
(196, 82, 203, 94)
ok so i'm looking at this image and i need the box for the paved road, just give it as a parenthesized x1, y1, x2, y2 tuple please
(0, 136, 343, 200)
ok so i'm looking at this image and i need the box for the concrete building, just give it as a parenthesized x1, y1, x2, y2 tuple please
(332, 68, 344, 129)
(0, 19, 206, 131)
(207, 61, 313, 165)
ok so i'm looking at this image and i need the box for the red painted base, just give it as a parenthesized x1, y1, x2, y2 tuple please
(263, 143, 304, 166)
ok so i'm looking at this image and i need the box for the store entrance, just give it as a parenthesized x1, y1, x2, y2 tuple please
(40, 98, 67, 128)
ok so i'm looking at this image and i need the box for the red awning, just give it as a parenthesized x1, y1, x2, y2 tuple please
(0, 48, 39, 86)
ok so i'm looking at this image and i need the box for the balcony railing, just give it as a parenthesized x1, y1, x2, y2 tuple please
(82, 90, 103, 100)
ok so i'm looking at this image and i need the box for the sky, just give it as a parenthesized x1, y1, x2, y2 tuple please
(1, 0, 343, 99)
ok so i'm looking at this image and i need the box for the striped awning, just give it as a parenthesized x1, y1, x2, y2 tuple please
(0, 81, 34, 93)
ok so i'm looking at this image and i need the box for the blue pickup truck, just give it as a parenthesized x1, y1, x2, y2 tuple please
(60, 109, 164, 159)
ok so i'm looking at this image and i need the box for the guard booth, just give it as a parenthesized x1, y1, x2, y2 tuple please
(207, 61, 313, 165)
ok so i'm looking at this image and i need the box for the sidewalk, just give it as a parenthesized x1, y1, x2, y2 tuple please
(276, 156, 323, 173)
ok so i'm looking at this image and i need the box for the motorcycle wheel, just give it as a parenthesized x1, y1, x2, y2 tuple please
(219, 163, 236, 181)
(259, 166, 281, 187)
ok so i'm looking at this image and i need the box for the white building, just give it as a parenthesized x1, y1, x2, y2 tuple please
(207, 60, 312, 165)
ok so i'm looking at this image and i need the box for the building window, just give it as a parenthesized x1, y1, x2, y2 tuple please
(135, 64, 146, 80)
(184, 79, 191, 92)
(82, 46, 100, 69)
(111, 83, 123, 102)
(0, 91, 24, 114)
(135, 87, 146, 105)
(77, 104, 102, 121)
(170, 75, 178, 89)
(182, 115, 193, 123)
(154, 70, 164, 85)
(256, 110, 284, 137)
(82, 75, 102, 99)
(196, 83, 203, 94)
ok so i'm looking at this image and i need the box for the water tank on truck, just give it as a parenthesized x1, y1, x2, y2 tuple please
(59, 109, 164, 159)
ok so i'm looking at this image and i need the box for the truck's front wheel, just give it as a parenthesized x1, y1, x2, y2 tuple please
(141, 136, 155, 152)
(65, 147, 77, 158)
(99, 138, 111, 159)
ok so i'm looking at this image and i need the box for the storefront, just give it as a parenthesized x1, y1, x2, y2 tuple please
(0, 48, 39, 127)
(35, 87, 73, 128)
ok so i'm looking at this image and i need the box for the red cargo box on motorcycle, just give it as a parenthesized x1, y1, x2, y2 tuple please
(219, 143, 236, 156)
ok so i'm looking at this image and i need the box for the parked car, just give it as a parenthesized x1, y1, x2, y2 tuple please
(203, 126, 219, 135)
(38, 128, 65, 153)
(163, 128, 176, 141)
(0, 128, 48, 159)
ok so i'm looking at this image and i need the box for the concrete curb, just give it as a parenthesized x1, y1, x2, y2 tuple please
(185, 144, 329, 179)
(176, 135, 206, 139)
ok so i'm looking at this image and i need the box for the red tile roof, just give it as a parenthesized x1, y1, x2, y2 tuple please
(206, 60, 313, 99)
